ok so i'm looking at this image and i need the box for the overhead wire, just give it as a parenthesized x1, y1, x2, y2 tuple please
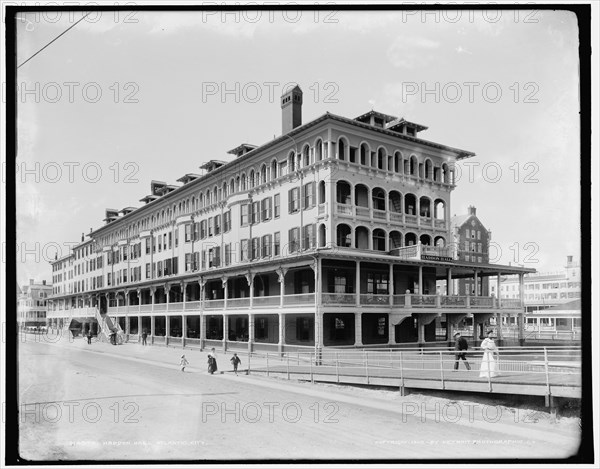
(17, 12, 91, 69)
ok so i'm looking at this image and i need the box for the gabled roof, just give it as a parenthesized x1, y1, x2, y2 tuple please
(387, 117, 428, 132)
(354, 110, 398, 124)
(177, 173, 201, 184)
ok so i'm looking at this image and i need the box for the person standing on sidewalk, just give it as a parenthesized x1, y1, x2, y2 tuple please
(141, 329, 148, 346)
(230, 353, 241, 375)
(453, 332, 471, 371)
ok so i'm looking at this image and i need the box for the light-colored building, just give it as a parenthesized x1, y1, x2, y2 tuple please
(493, 256, 581, 313)
(18, 279, 52, 329)
(48, 86, 534, 349)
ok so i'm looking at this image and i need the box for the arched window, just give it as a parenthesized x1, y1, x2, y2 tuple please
(302, 145, 311, 167)
(315, 139, 323, 161)
(271, 159, 278, 179)
(260, 164, 267, 185)
(373, 229, 386, 251)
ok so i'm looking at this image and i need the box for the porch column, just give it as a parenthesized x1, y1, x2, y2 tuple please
(354, 312, 363, 346)
(277, 269, 285, 307)
(247, 272, 254, 308)
(248, 313, 255, 353)
(182, 315, 187, 348)
(417, 316, 425, 344)
(389, 263, 394, 306)
(518, 273, 525, 308)
(199, 277, 206, 350)
(495, 312, 503, 344)
(496, 273, 502, 308)
(165, 314, 170, 339)
(278, 312, 285, 354)
(150, 315, 155, 340)
(150, 286, 156, 312)
(447, 268, 453, 295)
(355, 261, 361, 306)
(137, 315, 141, 341)
(418, 266, 423, 294)
(223, 314, 227, 352)
(182, 282, 187, 310)
(517, 312, 525, 346)
(312, 258, 322, 352)
(222, 277, 228, 310)
(165, 284, 170, 312)
(446, 315, 455, 343)
(388, 315, 395, 345)
(474, 271, 479, 296)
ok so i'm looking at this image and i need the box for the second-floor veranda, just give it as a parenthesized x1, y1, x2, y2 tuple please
(48, 249, 534, 316)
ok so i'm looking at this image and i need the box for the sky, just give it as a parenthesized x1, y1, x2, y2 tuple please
(12, 6, 584, 286)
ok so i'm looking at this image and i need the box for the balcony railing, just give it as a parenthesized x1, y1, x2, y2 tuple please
(441, 296, 467, 307)
(360, 294, 390, 305)
(373, 209, 387, 220)
(76, 294, 524, 316)
(227, 297, 250, 308)
(322, 293, 356, 305)
(283, 293, 315, 305)
(411, 294, 437, 307)
(405, 214, 418, 225)
(185, 301, 200, 311)
(204, 299, 225, 310)
(253, 296, 281, 307)
(355, 207, 370, 218)
(336, 203, 353, 216)
(390, 212, 403, 223)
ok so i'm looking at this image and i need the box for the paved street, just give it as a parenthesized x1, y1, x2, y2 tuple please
(18, 333, 581, 461)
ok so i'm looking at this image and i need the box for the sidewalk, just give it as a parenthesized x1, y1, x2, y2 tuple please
(19, 331, 271, 375)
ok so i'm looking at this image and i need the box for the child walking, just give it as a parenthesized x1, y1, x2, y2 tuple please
(230, 353, 241, 375)
(180, 354, 189, 372)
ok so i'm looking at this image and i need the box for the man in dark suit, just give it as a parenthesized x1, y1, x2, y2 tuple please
(453, 332, 471, 371)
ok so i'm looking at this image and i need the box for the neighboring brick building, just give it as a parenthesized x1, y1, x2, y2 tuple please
(450, 206, 491, 296)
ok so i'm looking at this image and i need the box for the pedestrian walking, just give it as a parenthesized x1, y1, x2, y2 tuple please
(180, 354, 189, 372)
(207, 348, 218, 374)
(479, 330, 500, 378)
(86, 330, 93, 345)
(453, 332, 471, 371)
(230, 353, 241, 375)
(141, 329, 148, 346)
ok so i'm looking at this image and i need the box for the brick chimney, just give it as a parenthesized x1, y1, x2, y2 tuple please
(281, 85, 303, 135)
(29, 279, 34, 285)
(468, 206, 476, 216)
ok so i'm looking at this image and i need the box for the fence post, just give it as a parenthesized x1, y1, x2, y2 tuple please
(336, 351, 339, 383)
(287, 353, 290, 380)
(365, 351, 369, 385)
(486, 351, 492, 392)
(247, 350, 251, 375)
(544, 347, 551, 401)
(310, 352, 314, 383)
(266, 352, 269, 377)
(399, 351, 405, 395)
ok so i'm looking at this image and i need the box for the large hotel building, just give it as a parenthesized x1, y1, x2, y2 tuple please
(48, 86, 534, 351)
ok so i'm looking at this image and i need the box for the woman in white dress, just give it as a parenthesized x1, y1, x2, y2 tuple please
(479, 330, 500, 378)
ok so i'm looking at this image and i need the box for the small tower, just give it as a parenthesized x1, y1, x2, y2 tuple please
(281, 85, 303, 135)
